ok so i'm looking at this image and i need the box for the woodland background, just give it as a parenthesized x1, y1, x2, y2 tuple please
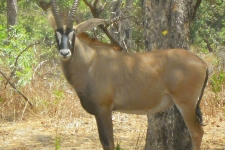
(0, 0, 225, 149)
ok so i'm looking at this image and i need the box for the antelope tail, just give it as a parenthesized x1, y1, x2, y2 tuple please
(196, 68, 208, 126)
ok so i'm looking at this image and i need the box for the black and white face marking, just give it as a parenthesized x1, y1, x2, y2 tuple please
(55, 28, 75, 61)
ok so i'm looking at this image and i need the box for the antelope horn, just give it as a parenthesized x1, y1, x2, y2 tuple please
(50, 0, 63, 29)
(66, 0, 79, 29)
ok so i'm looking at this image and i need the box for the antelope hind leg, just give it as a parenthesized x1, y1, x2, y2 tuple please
(176, 104, 204, 150)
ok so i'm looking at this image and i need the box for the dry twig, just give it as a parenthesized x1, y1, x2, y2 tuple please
(0, 69, 33, 108)
(83, 0, 123, 49)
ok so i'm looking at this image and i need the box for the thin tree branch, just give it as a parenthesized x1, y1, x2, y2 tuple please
(32, 60, 49, 79)
(98, 2, 107, 15)
(83, 0, 123, 49)
(0, 69, 33, 108)
(5, 41, 40, 88)
(99, 24, 122, 47)
(93, 0, 99, 8)
(192, 0, 202, 20)
(14, 41, 40, 70)
(83, 0, 93, 9)
(36, 0, 51, 11)
(203, 38, 214, 52)
(105, 15, 133, 28)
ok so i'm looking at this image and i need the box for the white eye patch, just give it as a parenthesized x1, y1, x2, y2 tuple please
(56, 31, 62, 44)
(68, 31, 74, 45)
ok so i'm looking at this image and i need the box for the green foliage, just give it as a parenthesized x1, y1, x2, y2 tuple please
(0, 24, 7, 39)
(55, 136, 61, 150)
(191, 0, 225, 52)
(0, 1, 55, 87)
(54, 90, 64, 98)
(0, 25, 36, 86)
(0, 1, 6, 14)
(211, 70, 225, 94)
(115, 143, 123, 150)
(53, 90, 65, 104)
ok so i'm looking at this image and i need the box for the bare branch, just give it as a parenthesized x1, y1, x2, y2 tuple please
(105, 15, 133, 28)
(93, 0, 99, 8)
(192, 0, 202, 20)
(14, 41, 40, 71)
(98, 24, 122, 48)
(83, 0, 93, 9)
(83, 0, 123, 49)
(0, 69, 33, 108)
(5, 41, 40, 88)
(98, 2, 107, 14)
(32, 60, 49, 79)
(203, 38, 214, 53)
(36, 0, 51, 11)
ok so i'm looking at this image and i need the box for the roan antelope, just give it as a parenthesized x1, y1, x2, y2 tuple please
(48, 0, 208, 149)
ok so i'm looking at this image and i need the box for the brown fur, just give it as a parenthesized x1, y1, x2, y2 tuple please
(77, 33, 122, 51)
(48, 12, 208, 150)
(61, 41, 207, 150)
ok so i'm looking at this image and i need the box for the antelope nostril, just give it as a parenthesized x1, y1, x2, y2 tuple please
(60, 49, 71, 57)
(61, 51, 69, 55)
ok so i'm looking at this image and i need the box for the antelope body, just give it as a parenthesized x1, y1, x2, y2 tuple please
(48, 0, 208, 150)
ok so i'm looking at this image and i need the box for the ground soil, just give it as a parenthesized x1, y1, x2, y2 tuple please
(0, 112, 225, 150)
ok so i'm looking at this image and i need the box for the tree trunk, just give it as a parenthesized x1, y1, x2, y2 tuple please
(143, 0, 193, 51)
(143, 0, 195, 149)
(124, 0, 133, 50)
(7, 0, 17, 33)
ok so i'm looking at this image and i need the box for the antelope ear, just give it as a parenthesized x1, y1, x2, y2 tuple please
(47, 10, 57, 30)
(74, 18, 105, 35)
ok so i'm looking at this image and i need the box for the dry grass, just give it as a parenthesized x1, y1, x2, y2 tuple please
(0, 52, 225, 149)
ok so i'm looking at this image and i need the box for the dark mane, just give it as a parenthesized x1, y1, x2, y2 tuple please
(77, 33, 122, 51)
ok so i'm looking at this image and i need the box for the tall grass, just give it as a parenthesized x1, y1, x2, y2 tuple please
(199, 52, 225, 125)
(0, 61, 86, 122)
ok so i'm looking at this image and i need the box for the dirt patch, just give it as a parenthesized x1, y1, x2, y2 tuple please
(0, 112, 224, 150)
(0, 113, 146, 150)
(202, 120, 225, 150)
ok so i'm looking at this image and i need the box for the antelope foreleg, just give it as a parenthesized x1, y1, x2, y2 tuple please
(95, 109, 114, 150)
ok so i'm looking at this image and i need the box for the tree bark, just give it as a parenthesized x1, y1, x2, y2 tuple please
(143, 0, 195, 149)
(123, 0, 133, 50)
(143, 0, 193, 51)
(7, 0, 17, 33)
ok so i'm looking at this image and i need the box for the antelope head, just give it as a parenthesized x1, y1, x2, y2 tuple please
(49, 0, 78, 61)
(49, 0, 106, 61)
